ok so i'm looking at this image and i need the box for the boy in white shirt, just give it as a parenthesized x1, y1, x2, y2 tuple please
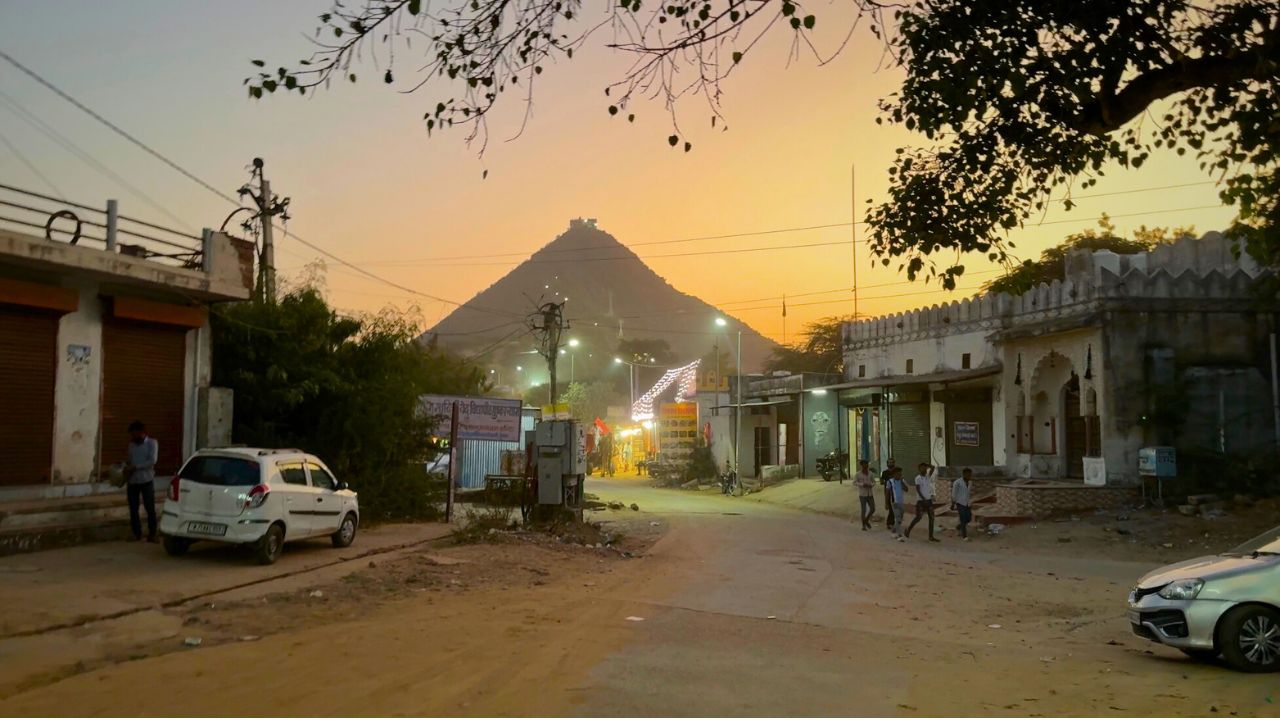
(905, 462, 939, 542)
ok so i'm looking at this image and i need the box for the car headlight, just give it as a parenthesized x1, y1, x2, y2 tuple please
(1158, 579, 1204, 600)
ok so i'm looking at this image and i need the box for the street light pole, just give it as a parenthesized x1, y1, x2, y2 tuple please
(735, 328, 742, 476)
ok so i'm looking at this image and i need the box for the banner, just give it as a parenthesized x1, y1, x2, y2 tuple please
(420, 395, 524, 443)
(541, 403, 571, 420)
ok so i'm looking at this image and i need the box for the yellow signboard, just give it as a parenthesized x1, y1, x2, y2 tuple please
(541, 403, 572, 420)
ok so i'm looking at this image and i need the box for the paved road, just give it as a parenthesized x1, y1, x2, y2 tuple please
(1, 476, 1273, 716)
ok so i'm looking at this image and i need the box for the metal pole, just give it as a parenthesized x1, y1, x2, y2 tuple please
(445, 401, 459, 523)
(735, 329, 742, 475)
(106, 199, 118, 251)
(851, 163, 858, 320)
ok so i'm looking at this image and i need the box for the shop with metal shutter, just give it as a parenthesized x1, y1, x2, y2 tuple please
(888, 389, 930, 469)
(0, 307, 59, 486)
(101, 319, 188, 477)
(938, 387, 995, 467)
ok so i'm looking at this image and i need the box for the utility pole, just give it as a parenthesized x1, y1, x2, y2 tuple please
(530, 301, 567, 406)
(239, 157, 290, 303)
(851, 162, 859, 320)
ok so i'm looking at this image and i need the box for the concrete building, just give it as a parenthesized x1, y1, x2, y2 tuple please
(0, 187, 253, 550)
(839, 233, 1276, 500)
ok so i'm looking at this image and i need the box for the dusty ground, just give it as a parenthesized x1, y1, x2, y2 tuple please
(1, 476, 1277, 717)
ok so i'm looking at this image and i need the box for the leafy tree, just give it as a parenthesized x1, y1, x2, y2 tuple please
(559, 380, 618, 422)
(867, 0, 1277, 286)
(764, 316, 849, 375)
(251, 0, 1278, 278)
(211, 286, 487, 520)
(984, 216, 1195, 295)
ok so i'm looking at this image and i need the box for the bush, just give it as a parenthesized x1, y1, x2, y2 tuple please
(211, 285, 487, 522)
(354, 465, 446, 524)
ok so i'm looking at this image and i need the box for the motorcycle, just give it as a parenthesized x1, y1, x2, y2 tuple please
(816, 450, 849, 483)
(719, 462, 743, 496)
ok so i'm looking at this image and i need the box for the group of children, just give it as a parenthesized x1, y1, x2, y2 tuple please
(853, 458, 975, 542)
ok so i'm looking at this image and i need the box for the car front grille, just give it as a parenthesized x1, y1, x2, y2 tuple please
(1134, 609, 1189, 639)
(1131, 585, 1165, 602)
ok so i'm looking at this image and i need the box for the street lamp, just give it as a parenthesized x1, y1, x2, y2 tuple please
(614, 356, 637, 417)
(715, 316, 743, 478)
(567, 338, 580, 382)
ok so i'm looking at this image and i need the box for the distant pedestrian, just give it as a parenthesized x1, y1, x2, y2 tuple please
(124, 420, 158, 543)
(905, 462, 939, 542)
(952, 468, 974, 541)
(887, 467, 907, 541)
(854, 459, 875, 530)
(880, 457, 899, 531)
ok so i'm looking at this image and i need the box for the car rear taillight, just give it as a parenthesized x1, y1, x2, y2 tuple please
(245, 484, 270, 509)
(168, 476, 180, 502)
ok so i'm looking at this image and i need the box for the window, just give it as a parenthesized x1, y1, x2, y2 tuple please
(858, 364, 866, 378)
(307, 462, 337, 491)
(278, 461, 308, 486)
(179, 456, 260, 486)
(961, 353, 971, 370)
(905, 359, 914, 374)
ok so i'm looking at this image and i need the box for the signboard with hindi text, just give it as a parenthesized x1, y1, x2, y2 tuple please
(420, 395, 524, 443)
(953, 421, 980, 448)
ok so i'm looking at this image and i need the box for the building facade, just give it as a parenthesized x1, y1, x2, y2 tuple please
(0, 188, 253, 500)
(840, 233, 1275, 488)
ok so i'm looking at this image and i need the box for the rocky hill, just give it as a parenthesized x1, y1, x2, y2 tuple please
(425, 219, 778, 378)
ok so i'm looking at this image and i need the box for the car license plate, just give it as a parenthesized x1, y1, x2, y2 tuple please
(187, 521, 227, 537)
(1128, 610, 1142, 625)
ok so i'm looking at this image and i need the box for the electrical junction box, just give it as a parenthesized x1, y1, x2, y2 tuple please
(536, 421, 567, 447)
(1138, 446, 1176, 477)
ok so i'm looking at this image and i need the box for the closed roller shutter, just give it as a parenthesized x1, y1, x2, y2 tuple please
(102, 320, 187, 476)
(946, 401, 994, 467)
(0, 308, 57, 486)
(890, 402, 930, 469)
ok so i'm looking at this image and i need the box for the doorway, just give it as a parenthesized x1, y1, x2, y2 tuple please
(753, 426, 771, 478)
(1063, 373, 1085, 478)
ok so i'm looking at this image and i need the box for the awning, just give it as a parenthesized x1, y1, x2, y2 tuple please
(812, 364, 1003, 392)
(711, 398, 794, 410)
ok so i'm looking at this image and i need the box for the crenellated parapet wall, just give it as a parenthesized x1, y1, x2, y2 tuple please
(843, 233, 1264, 351)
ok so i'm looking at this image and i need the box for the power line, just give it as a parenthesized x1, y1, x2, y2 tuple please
(344, 181, 1225, 266)
(0, 89, 195, 230)
(0, 52, 526, 320)
(0, 50, 240, 206)
(0, 127, 63, 198)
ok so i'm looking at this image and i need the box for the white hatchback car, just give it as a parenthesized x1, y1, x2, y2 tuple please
(159, 448, 359, 565)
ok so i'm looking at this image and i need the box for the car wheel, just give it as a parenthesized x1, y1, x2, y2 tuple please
(1218, 604, 1280, 673)
(331, 513, 357, 548)
(162, 536, 191, 557)
(1179, 648, 1219, 661)
(255, 523, 285, 566)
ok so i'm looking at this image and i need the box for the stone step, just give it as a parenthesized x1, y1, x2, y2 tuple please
(0, 518, 134, 556)
(0, 493, 133, 531)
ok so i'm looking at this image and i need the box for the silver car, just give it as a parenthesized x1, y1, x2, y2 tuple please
(1128, 525, 1280, 672)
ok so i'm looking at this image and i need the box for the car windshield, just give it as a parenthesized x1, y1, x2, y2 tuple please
(1226, 525, 1280, 556)
(178, 456, 260, 486)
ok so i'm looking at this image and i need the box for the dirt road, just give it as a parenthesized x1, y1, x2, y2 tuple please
(1, 476, 1275, 716)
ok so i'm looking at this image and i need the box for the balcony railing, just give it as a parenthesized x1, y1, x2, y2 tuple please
(0, 183, 207, 270)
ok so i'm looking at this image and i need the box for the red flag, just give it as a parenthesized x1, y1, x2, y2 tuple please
(594, 417, 611, 436)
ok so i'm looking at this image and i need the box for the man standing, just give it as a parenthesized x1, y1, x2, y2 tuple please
(124, 420, 159, 543)
(905, 462, 939, 542)
(952, 468, 974, 541)
(888, 467, 907, 542)
(854, 459, 875, 531)
(880, 457, 898, 531)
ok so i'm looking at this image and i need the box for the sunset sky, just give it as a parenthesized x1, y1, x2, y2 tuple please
(0, 1, 1235, 348)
